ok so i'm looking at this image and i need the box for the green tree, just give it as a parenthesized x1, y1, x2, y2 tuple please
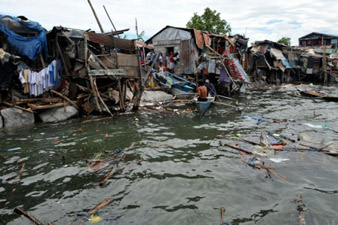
(186, 7, 231, 35)
(277, 37, 291, 46)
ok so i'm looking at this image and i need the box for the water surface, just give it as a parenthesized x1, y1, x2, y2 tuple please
(1, 85, 338, 225)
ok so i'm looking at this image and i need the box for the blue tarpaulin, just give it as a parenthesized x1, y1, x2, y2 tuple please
(281, 59, 291, 69)
(0, 15, 47, 61)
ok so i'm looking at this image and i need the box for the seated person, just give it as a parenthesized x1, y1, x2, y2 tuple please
(205, 79, 216, 97)
(196, 81, 208, 101)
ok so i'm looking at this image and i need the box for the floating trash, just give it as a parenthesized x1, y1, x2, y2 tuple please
(8, 147, 21, 152)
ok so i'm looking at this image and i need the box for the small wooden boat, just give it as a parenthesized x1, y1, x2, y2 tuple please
(298, 89, 338, 102)
(321, 95, 338, 102)
(298, 90, 324, 98)
(195, 97, 214, 113)
(154, 71, 196, 98)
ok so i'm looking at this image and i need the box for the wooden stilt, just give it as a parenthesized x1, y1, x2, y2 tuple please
(123, 79, 127, 107)
(117, 78, 125, 111)
(93, 78, 114, 117)
(89, 76, 101, 112)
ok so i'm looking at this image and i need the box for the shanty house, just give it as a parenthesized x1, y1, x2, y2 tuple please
(0, 13, 142, 120)
(247, 40, 291, 83)
(146, 26, 199, 75)
(299, 32, 338, 47)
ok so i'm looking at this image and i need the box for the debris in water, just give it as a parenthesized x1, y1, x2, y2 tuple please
(297, 194, 306, 225)
(8, 147, 21, 152)
(89, 214, 102, 224)
(52, 140, 61, 145)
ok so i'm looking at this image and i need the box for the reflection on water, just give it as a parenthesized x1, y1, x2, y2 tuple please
(1, 86, 338, 225)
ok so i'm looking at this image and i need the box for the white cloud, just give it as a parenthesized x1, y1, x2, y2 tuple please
(1, 0, 338, 45)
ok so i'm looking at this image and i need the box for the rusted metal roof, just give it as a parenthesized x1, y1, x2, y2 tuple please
(85, 32, 135, 51)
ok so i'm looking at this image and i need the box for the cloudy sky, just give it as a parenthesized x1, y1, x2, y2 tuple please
(1, 0, 338, 45)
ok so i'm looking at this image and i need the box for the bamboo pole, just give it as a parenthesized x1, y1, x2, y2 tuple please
(50, 90, 79, 110)
(222, 142, 253, 155)
(14, 208, 44, 225)
(3, 102, 33, 113)
(87, 0, 104, 33)
(28, 102, 72, 110)
(89, 198, 112, 215)
(103, 5, 119, 37)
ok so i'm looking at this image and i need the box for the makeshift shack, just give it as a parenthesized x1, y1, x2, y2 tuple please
(146, 26, 250, 95)
(146, 26, 199, 74)
(247, 40, 291, 84)
(0, 14, 142, 128)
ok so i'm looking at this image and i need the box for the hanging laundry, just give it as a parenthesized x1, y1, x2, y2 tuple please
(219, 68, 230, 83)
(36, 70, 43, 96)
(19, 59, 62, 96)
(49, 60, 63, 89)
(29, 71, 37, 96)
(19, 69, 30, 93)
(40, 67, 49, 91)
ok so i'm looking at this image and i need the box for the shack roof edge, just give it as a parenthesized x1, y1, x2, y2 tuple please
(299, 32, 338, 40)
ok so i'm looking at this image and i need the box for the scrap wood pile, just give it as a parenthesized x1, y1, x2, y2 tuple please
(0, 14, 142, 120)
(219, 115, 338, 183)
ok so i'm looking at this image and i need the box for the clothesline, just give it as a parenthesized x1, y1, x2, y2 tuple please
(19, 59, 62, 97)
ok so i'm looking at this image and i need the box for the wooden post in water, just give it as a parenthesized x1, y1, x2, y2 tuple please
(322, 36, 328, 83)
(323, 46, 328, 83)
(118, 78, 125, 111)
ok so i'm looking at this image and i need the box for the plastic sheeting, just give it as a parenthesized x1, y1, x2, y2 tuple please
(270, 48, 286, 60)
(281, 59, 291, 69)
(227, 58, 250, 83)
(0, 15, 47, 61)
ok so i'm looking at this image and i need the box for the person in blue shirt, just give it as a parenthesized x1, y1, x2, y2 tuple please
(205, 79, 216, 97)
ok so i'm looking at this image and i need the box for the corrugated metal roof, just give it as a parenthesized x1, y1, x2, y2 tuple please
(299, 32, 338, 40)
(146, 25, 194, 44)
(85, 32, 135, 51)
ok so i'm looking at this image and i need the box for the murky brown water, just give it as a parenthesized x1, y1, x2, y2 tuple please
(1, 84, 338, 225)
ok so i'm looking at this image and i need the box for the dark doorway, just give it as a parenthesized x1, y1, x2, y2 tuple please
(166, 47, 174, 55)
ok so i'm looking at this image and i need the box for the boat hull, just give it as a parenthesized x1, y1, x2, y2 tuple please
(195, 97, 214, 113)
(171, 88, 195, 98)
